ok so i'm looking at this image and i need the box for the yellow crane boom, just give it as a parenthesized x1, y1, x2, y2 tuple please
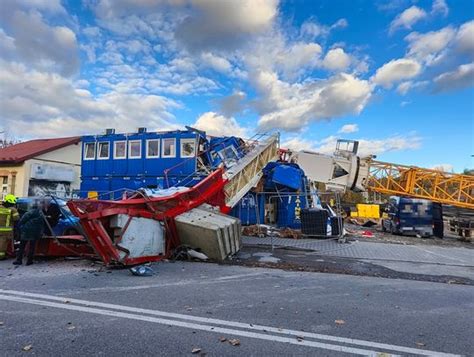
(366, 160, 474, 209)
(293, 140, 473, 210)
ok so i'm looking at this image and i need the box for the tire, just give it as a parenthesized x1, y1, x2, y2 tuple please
(390, 224, 397, 235)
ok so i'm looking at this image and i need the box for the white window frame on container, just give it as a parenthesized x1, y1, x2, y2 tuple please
(128, 140, 142, 159)
(114, 141, 127, 159)
(180, 138, 196, 158)
(146, 139, 160, 158)
(97, 141, 110, 160)
(162, 138, 176, 158)
(84, 142, 96, 160)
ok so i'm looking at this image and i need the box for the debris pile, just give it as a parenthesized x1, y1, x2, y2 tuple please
(241, 224, 302, 239)
(347, 217, 379, 227)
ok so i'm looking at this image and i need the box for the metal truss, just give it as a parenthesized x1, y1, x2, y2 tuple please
(365, 160, 474, 209)
(223, 134, 279, 209)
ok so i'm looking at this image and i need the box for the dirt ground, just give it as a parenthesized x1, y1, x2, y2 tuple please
(224, 246, 474, 285)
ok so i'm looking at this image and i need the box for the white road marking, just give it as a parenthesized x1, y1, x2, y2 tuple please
(0, 294, 384, 356)
(85, 272, 267, 292)
(0, 289, 461, 357)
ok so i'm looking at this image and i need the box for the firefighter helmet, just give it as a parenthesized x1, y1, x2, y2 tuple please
(4, 194, 17, 205)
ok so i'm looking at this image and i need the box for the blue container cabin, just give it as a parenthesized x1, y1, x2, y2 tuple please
(80, 129, 203, 197)
(276, 194, 307, 229)
(80, 128, 246, 198)
(233, 161, 310, 229)
(230, 192, 265, 225)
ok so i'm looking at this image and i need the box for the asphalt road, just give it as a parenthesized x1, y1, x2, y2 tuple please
(1, 259, 473, 356)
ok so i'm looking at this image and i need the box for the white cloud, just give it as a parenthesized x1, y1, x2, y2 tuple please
(215, 91, 247, 117)
(201, 52, 232, 73)
(84, 36, 222, 97)
(0, 6, 79, 76)
(405, 27, 456, 65)
(281, 137, 316, 152)
(83, 26, 101, 37)
(332, 18, 348, 30)
(372, 58, 421, 88)
(433, 62, 474, 93)
(283, 134, 421, 157)
(7, 0, 470, 144)
(300, 18, 348, 39)
(346, 135, 421, 156)
(338, 124, 359, 134)
(193, 112, 247, 137)
(397, 80, 430, 95)
(8, 0, 67, 15)
(176, 0, 278, 51)
(0, 61, 180, 138)
(91, 0, 176, 19)
(431, 163, 453, 172)
(397, 81, 412, 95)
(300, 21, 327, 38)
(431, 0, 449, 17)
(256, 71, 372, 131)
(455, 20, 474, 55)
(389, 20, 474, 95)
(83, 0, 375, 131)
(277, 42, 322, 78)
(322, 48, 351, 71)
(242, 30, 324, 80)
(389, 6, 427, 34)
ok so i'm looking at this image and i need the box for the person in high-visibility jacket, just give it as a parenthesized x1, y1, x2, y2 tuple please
(0, 194, 20, 260)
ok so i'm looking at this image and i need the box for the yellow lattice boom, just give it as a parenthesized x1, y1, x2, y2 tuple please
(365, 160, 474, 209)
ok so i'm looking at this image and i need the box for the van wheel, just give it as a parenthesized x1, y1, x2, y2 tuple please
(390, 225, 396, 235)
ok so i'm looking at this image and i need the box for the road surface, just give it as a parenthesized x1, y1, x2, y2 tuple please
(1, 260, 473, 356)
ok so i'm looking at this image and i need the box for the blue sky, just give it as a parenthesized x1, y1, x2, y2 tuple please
(0, 0, 473, 172)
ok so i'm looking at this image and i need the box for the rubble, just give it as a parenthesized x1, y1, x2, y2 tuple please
(186, 249, 209, 261)
(347, 218, 379, 227)
(241, 224, 302, 239)
(129, 265, 154, 276)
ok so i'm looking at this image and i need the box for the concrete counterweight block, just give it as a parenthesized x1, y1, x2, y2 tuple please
(175, 206, 242, 261)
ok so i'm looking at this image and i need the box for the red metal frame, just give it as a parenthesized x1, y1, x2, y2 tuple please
(34, 236, 96, 258)
(68, 168, 229, 266)
(6, 235, 96, 259)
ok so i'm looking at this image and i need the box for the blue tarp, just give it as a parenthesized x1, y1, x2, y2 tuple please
(272, 165, 303, 190)
(263, 162, 305, 191)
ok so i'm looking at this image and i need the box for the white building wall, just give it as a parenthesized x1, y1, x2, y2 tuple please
(25, 142, 82, 197)
(35, 142, 82, 165)
(0, 142, 81, 198)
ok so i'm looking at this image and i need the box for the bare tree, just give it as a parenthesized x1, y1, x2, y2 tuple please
(0, 129, 21, 148)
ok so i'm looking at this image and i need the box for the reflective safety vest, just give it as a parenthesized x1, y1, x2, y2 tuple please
(0, 206, 18, 232)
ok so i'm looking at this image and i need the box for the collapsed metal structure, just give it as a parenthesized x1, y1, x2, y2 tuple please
(292, 140, 474, 209)
(26, 134, 471, 265)
(366, 160, 474, 210)
(67, 133, 279, 266)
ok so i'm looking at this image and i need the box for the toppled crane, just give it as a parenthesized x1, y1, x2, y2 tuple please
(68, 132, 279, 266)
(293, 139, 474, 209)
